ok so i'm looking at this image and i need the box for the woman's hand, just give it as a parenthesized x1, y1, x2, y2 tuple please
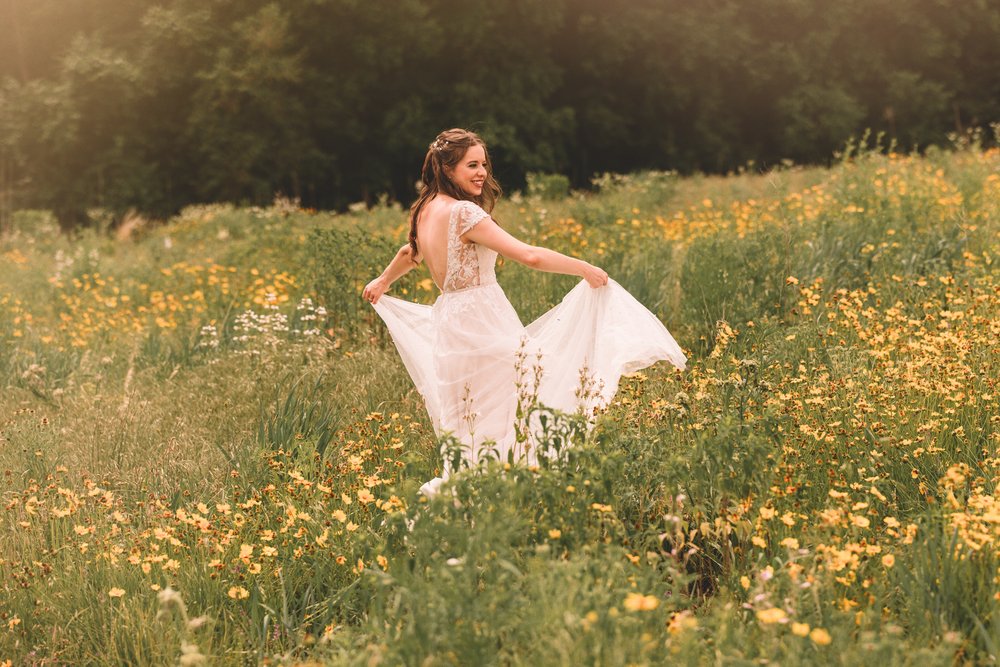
(581, 262, 609, 288)
(363, 276, 390, 304)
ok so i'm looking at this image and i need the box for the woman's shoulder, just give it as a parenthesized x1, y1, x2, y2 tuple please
(418, 195, 451, 222)
(427, 195, 487, 218)
(430, 194, 471, 207)
(452, 200, 490, 234)
(452, 198, 489, 216)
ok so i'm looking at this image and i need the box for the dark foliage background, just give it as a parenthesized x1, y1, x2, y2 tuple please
(1, 0, 998, 226)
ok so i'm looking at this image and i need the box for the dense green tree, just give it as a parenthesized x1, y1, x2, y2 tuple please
(0, 0, 997, 227)
(186, 3, 312, 205)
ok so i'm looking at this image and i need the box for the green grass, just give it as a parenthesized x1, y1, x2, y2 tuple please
(1, 140, 999, 665)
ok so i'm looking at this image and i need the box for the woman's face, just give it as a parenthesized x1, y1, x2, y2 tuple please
(446, 144, 488, 197)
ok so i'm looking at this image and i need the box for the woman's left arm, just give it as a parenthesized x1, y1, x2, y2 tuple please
(363, 244, 421, 304)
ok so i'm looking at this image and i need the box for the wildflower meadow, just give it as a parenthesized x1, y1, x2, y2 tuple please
(2, 133, 999, 665)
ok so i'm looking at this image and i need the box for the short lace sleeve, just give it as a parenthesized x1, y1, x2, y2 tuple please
(443, 200, 497, 292)
(454, 201, 490, 237)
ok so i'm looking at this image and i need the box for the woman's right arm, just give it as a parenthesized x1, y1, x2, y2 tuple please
(363, 243, 421, 304)
(461, 217, 608, 287)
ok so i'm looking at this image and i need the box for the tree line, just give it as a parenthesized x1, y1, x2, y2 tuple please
(1, 0, 998, 228)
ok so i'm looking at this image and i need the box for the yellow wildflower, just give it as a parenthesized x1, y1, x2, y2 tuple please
(809, 628, 832, 645)
(666, 610, 697, 634)
(623, 592, 660, 612)
(756, 607, 787, 624)
(228, 586, 249, 600)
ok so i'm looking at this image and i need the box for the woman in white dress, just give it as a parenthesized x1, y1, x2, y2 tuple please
(363, 128, 686, 497)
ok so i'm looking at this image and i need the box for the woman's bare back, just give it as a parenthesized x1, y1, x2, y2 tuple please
(415, 195, 464, 290)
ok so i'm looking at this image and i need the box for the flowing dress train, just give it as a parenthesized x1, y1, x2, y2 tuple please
(372, 200, 686, 496)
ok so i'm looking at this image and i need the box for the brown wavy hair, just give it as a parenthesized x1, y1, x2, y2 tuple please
(408, 128, 502, 256)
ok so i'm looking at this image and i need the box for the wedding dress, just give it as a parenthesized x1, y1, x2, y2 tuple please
(372, 200, 686, 497)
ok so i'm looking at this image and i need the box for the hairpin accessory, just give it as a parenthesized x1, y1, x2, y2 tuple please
(430, 138, 448, 152)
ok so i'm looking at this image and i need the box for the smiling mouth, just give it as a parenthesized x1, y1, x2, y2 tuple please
(471, 180, 484, 188)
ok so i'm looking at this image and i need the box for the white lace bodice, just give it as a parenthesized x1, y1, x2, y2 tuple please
(443, 200, 497, 292)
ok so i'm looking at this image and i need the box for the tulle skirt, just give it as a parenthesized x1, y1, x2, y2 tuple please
(372, 279, 686, 496)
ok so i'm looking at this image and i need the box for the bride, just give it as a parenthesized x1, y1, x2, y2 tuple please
(363, 128, 686, 497)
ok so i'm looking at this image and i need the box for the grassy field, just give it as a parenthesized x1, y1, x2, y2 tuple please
(2, 136, 999, 665)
